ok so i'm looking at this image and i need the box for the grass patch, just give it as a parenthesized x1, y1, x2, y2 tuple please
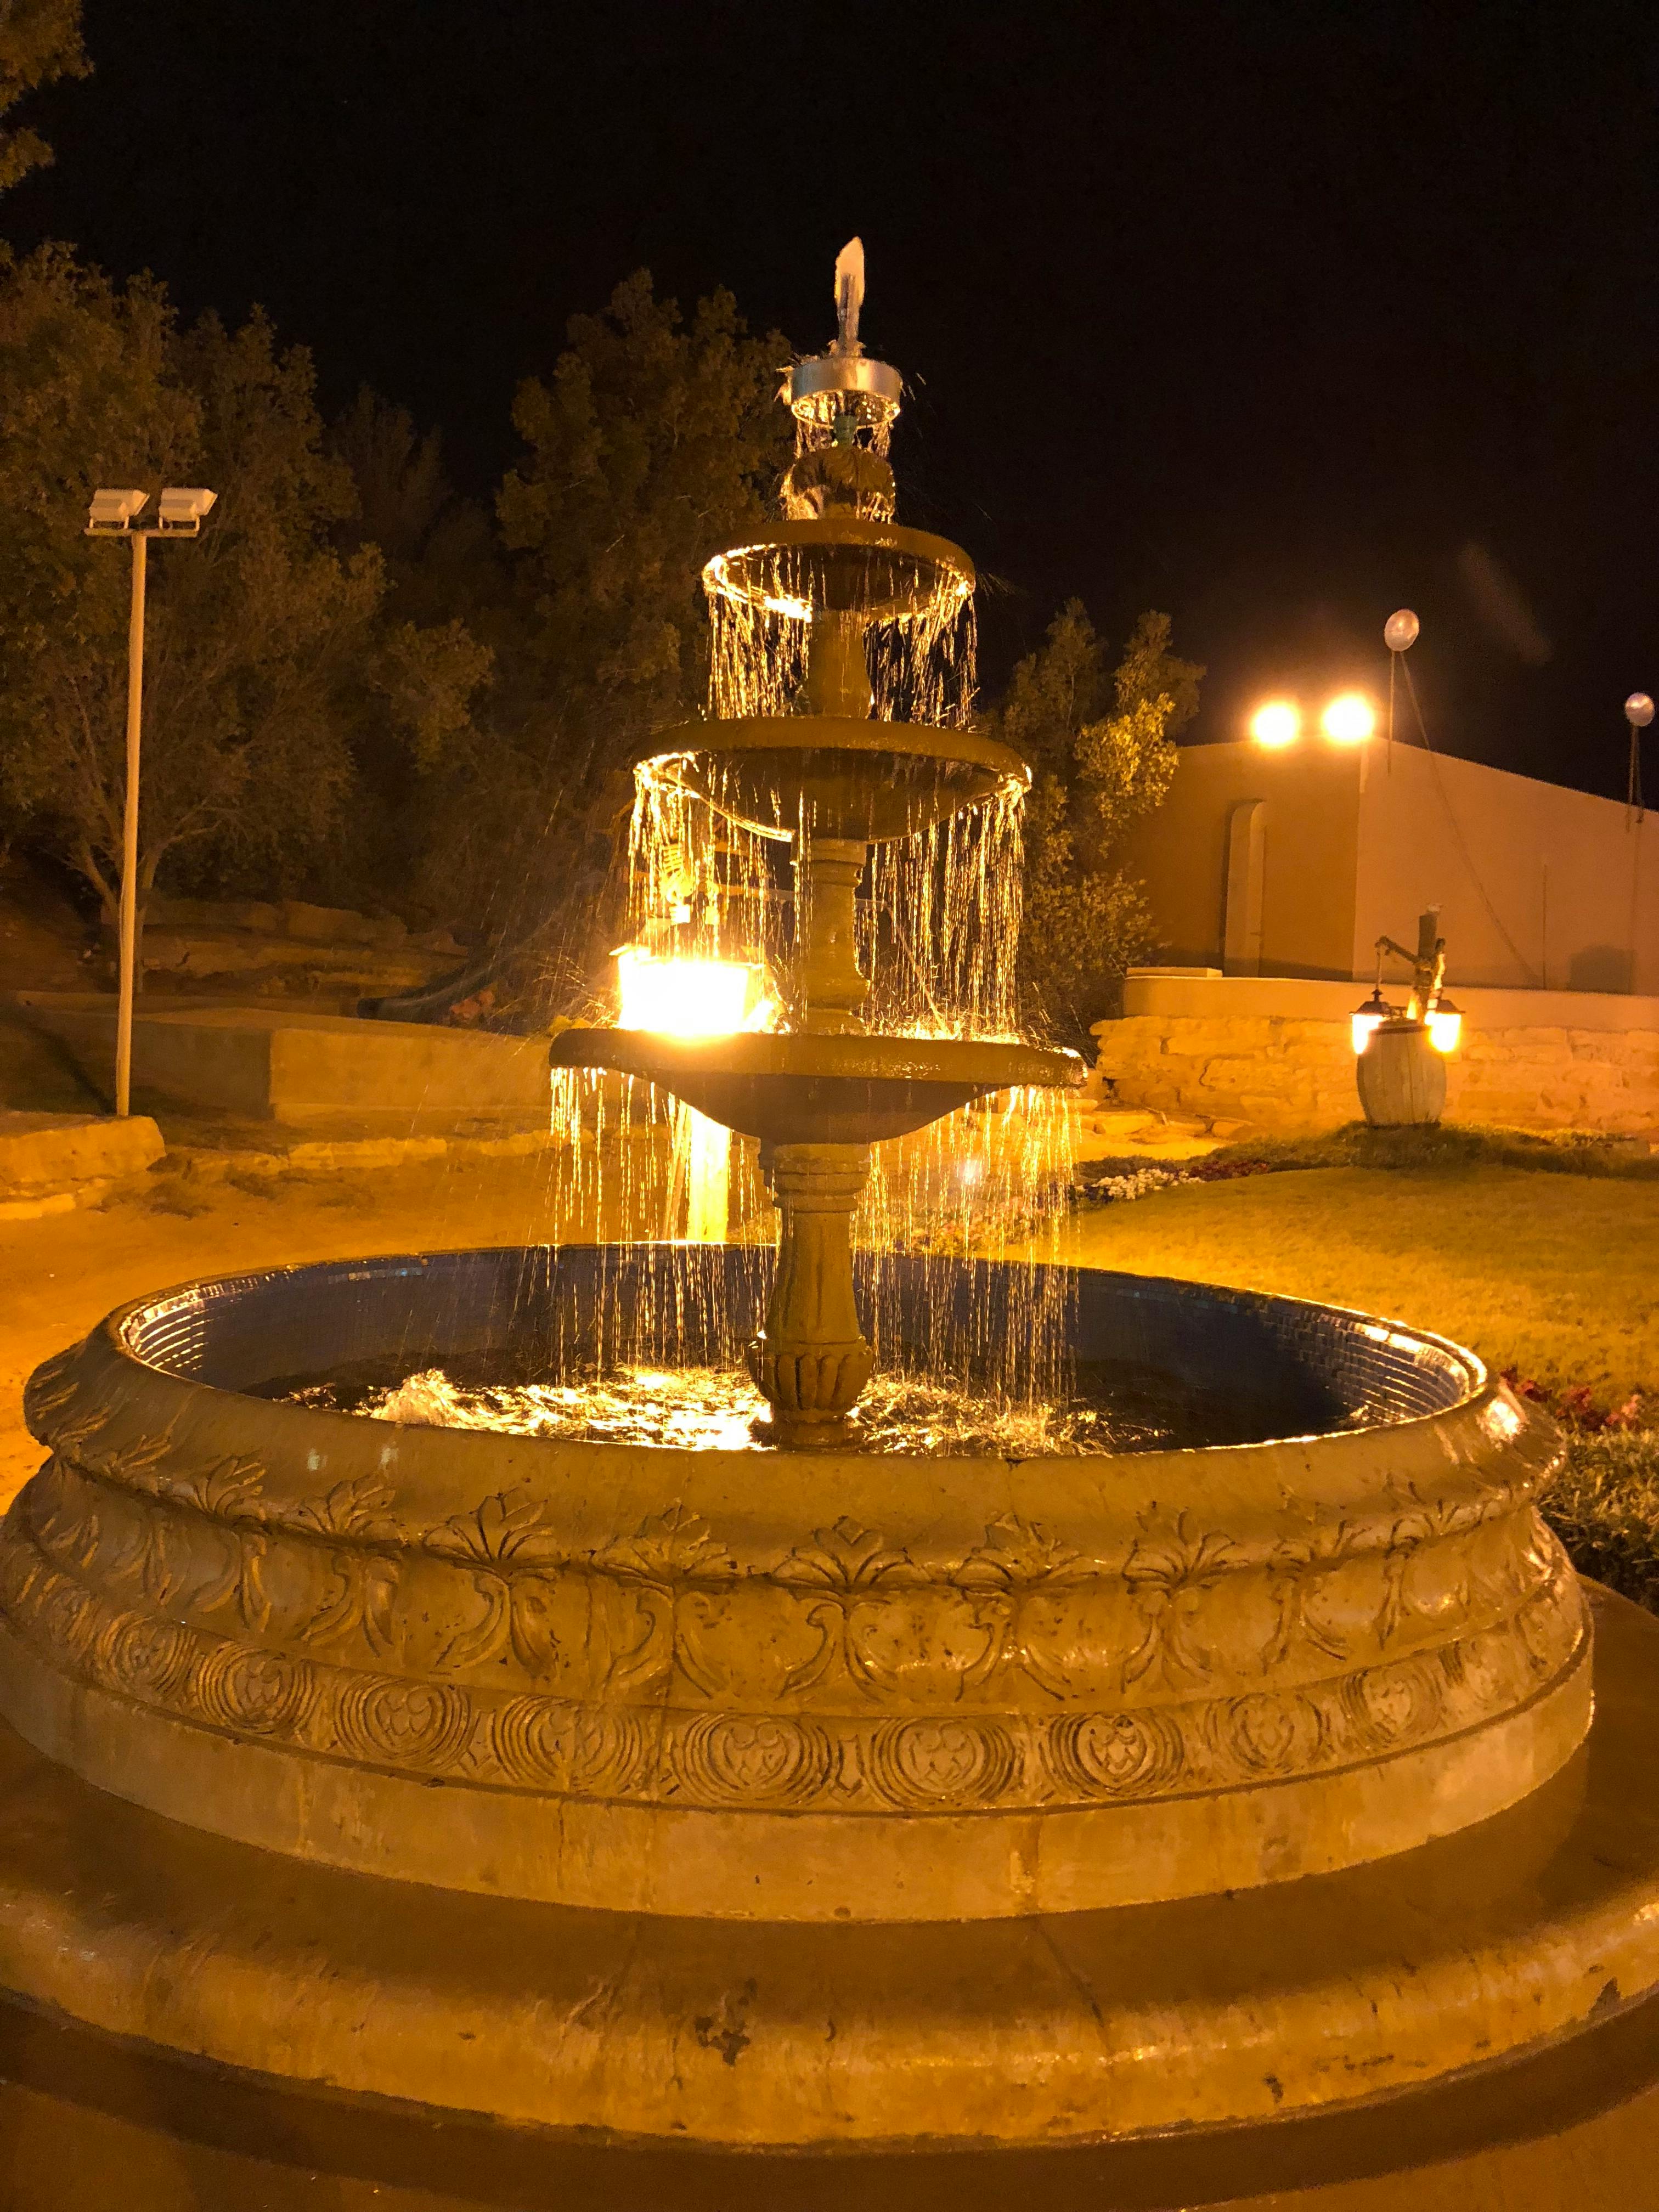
(1063, 1161, 1659, 1609)
(1060, 1165, 1659, 1407)
(1210, 1121, 1659, 1180)
(131, 1171, 213, 1218)
(1543, 1431, 1659, 1611)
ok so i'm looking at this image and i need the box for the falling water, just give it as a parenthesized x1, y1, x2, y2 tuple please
(536, 462, 1083, 1427)
(706, 568, 975, 731)
(862, 788, 1025, 1040)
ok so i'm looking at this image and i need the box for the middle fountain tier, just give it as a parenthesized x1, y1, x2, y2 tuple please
(553, 248, 1084, 1446)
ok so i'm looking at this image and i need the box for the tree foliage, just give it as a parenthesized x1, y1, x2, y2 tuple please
(995, 602, 1202, 1045)
(481, 273, 791, 969)
(0, 0, 87, 196)
(0, 148, 1198, 1040)
(0, 247, 491, 919)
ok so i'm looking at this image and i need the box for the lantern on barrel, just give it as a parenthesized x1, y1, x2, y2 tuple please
(1352, 909, 1460, 1127)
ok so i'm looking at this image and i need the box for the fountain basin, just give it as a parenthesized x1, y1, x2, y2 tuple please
(550, 1028, 1084, 1142)
(0, 1247, 1585, 1924)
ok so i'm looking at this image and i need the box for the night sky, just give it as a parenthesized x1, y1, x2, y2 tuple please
(10, 1, 1659, 799)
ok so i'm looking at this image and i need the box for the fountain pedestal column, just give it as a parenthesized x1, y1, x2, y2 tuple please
(797, 836, 870, 1034)
(747, 1140, 874, 1446)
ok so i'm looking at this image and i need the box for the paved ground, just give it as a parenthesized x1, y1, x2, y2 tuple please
(0, 1153, 567, 1509)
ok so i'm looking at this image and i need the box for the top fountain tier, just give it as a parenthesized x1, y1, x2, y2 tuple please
(704, 515, 974, 624)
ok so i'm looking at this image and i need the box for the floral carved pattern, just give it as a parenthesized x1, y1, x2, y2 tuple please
(0, 1338, 1590, 1822)
(1121, 1511, 1239, 1690)
(0, 1509, 1589, 1818)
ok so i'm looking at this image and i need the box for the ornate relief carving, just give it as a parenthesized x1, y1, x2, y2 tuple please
(1047, 1708, 1184, 1798)
(0, 1339, 1589, 1825)
(334, 1674, 472, 1769)
(867, 1716, 1020, 1808)
(1121, 1510, 1239, 1690)
(194, 1641, 315, 1737)
(98, 1610, 194, 1701)
(674, 1712, 833, 1807)
(1214, 1689, 1325, 1775)
(0, 1513, 1588, 1818)
(595, 1502, 733, 1584)
(491, 1696, 647, 1796)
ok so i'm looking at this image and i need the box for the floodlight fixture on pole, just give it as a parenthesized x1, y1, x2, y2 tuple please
(1626, 691, 1652, 828)
(87, 489, 150, 533)
(1384, 608, 1419, 771)
(84, 484, 218, 1116)
(155, 487, 217, 535)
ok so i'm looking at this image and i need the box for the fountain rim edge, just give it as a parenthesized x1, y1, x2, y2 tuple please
(21, 1248, 1541, 1494)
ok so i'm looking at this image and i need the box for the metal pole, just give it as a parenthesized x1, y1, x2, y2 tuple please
(114, 531, 146, 1118)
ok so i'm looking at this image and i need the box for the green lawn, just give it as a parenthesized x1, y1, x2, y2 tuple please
(1060, 1165, 1659, 1405)
(1058, 1160, 1659, 1607)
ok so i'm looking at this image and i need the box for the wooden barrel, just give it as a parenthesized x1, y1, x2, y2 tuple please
(1356, 1019, 1446, 1126)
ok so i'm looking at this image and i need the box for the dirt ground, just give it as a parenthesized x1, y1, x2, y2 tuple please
(0, 1152, 568, 1509)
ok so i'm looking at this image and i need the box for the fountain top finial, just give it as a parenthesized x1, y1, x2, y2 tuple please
(787, 236, 902, 436)
(833, 238, 864, 356)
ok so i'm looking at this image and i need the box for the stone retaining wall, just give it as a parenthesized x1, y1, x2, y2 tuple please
(1092, 977, 1659, 1137)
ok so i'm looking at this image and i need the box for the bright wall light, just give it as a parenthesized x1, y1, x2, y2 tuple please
(1322, 692, 1375, 744)
(616, 949, 755, 1036)
(1250, 699, 1300, 748)
(1427, 1000, 1463, 1053)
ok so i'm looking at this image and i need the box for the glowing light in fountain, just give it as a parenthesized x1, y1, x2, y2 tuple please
(614, 946, 759, 1036)
(614, 947, 769, 1244)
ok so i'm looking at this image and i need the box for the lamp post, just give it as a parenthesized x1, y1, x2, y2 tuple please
(1626, 692, 1653, 828)
(85, 486, 217, 1115)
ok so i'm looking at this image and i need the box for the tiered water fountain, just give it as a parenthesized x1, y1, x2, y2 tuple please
(551, 236, 1080, 1446)
(0, 249, 1656, 2208)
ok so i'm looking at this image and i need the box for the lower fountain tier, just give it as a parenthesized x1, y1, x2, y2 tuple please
(0, 1582, 1652, 2163)
(548, 1027, 1082, 1142)
(639, 715, 1026, 842)
(1, 1247, 1583, 1922)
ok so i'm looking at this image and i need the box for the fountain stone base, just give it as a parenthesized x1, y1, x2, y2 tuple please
(0, 1246, 1589, 1920)
(0, 1244, 1649, 2164)
(0, 1585, 1650, 2161)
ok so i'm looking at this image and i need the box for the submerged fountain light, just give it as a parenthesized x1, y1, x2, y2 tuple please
(615, 946, 758, 1036)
